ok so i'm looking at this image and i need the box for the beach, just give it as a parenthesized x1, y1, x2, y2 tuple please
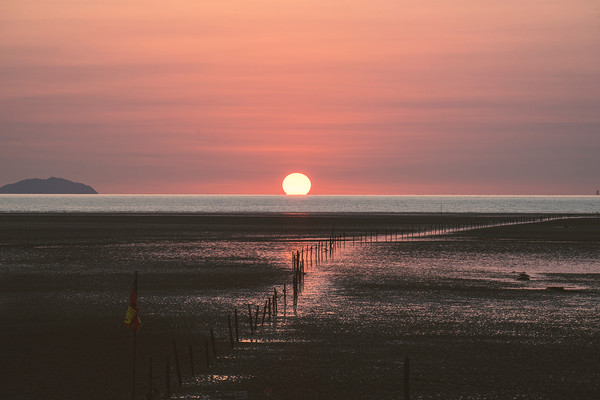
(1, 213, 599, 399)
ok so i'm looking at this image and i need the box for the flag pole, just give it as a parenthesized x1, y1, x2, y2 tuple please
(132, 270, 138, 400)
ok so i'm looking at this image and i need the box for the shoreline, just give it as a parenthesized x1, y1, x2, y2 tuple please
(1, 210, 598, 215)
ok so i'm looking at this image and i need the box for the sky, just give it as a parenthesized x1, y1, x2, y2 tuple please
(1, 0, 599, 194)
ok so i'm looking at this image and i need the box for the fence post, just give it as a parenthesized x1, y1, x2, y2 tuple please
(404, 356, 410, 400)
(248, 304, 254, 335)
(148, 357, 153, 400)
(172, 340, 182, 387)
(188, 344, 195, 376)
(261, 300, 268, 325)
(210, 328, 218, 358)
(268, 297, 272, 321)
(228, 314, 235, 348)
(165, 358, 171, 396)
(283, 284, 287, 316)
(205, 339, 210, 368)
(234, 308, 239, 342)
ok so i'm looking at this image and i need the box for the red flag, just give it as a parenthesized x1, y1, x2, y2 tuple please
(124, 282, 141, 332)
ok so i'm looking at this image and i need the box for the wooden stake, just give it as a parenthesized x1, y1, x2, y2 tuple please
(188, 344, 195, 376)
(268, 297, 272, 321)
(228, 314, 235, 348)
(205, 339, 210, 368)
(234, 308, 239, 342)
(148, 357, 153, 400)
(210, 328, 217, 358)
(165, 358, 171, 396)
(404, 356, 410, 400)
(132, 326, 137, 400)
(172, 339, 182, 387)
(130, 270, 138, 400)
(283, 284, 287, 316)
(248, 304, 254, 334)
(254, 305, 260, 330)
(261, 300, 268, 325)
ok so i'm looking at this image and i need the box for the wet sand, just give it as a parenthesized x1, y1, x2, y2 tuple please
(0, 213, 599, 399)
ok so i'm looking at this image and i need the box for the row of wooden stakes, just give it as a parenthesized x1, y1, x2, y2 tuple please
(289, 214, 568, 273)
(144, 286, 288, 399)
(144, 215, 568, 399)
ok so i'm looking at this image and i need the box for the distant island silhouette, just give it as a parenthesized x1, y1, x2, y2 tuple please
(0, 177, 98, 194)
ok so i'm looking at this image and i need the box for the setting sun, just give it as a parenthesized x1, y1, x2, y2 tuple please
(282, 173, 311, 195)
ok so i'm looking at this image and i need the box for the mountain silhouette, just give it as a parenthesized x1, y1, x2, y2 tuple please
(0, 177, 98, 194)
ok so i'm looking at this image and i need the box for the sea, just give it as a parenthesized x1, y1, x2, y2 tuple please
(0, 194, 599, 214)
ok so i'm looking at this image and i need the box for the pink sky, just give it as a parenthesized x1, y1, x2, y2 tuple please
(1, 0, 599, 194)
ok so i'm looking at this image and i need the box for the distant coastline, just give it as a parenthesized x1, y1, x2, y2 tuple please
(0, 177, 97, 194)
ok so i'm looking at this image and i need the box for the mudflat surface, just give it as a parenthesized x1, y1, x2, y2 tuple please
(0, 213, 599, 399)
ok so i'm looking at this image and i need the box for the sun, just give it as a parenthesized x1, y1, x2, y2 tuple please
(282, 173, 311, 195)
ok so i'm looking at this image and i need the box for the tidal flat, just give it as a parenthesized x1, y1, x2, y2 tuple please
(0, 213, 599, 399)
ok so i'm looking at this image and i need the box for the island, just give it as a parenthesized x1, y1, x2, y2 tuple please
(0, 177, 98, 194)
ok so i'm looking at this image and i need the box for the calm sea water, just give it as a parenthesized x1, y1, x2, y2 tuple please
(0, 194, 599, 213)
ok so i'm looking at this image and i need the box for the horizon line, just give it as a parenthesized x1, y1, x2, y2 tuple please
(1, 193, 598, 197)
